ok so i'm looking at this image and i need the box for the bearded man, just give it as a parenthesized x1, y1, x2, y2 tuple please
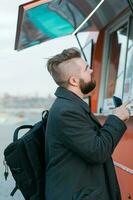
(45, 48, 130, 200)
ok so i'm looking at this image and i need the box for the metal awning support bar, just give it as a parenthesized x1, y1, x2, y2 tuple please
(72, 0, 105, 36)
(75, 33, 88, 62)
(127, 0, 133, 13)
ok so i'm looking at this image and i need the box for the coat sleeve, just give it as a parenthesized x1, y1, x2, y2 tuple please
(58, 109, 127, 164)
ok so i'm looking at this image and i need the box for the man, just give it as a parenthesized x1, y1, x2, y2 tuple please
(45, 48, 130, 200)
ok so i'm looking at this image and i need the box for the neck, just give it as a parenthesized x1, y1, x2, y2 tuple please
(67, 86, 83, 99)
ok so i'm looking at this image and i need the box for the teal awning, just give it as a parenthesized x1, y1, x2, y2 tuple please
(27, 4, 74, 38)
(15, 0, 129, 51)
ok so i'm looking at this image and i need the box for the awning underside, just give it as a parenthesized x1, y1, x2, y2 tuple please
(15, 0, 128, 51)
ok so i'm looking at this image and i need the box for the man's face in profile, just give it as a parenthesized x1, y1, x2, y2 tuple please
(78, 59, 96, 95)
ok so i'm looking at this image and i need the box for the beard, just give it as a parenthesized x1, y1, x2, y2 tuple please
(79, 78, 96, 94)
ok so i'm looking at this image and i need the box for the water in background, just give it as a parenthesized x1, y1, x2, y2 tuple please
(0, 109, 45, 199)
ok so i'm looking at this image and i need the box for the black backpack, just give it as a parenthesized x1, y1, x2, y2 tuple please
(3, 110, 49, 200)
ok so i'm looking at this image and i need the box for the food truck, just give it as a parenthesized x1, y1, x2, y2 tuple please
(15, 0, 133, 199)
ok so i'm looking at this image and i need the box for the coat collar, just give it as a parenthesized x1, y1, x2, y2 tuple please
(55, 87, 101, 126)
(55, 87, 91, 114)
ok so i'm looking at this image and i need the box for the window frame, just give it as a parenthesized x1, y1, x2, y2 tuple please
(98, 11, 131, 114)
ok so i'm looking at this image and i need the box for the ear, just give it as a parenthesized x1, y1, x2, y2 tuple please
(68, 76, 79, 87)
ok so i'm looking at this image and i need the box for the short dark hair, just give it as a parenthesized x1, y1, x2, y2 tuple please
(47, 48, 81, 87)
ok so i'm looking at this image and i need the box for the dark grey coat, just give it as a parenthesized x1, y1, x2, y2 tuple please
(45, 87, 127, 200)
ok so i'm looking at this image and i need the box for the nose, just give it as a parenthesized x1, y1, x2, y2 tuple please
(88, 68, 93, 74)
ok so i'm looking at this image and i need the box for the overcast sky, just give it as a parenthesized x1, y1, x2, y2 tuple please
(0, 0, 89, 97)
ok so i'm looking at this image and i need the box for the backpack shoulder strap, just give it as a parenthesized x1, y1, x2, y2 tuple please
(42, 110, 49, 121)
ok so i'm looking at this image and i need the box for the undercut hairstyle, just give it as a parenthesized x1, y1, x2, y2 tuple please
(47, 48, 81, 87)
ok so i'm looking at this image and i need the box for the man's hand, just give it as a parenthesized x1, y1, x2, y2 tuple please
(112, 100, 131, 122)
